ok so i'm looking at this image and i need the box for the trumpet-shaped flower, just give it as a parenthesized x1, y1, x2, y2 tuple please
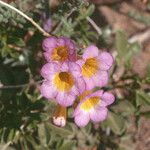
(40, 62, 85, 106)
(73, 90, 115, 127)
(53, 105, 67, 127)
(42, 37, 76, 62)
(77, 45, 114, 90)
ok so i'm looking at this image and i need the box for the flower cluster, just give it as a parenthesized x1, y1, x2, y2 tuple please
(40, 36, 115, 127)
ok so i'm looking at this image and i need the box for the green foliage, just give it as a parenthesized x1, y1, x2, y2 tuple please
(129, 10, 150, 26)
(104, 112, 126, 135)
(136, 90, 150, 106)
(116, 30, 140, 68)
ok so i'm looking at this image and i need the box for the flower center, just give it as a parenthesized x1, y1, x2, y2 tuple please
(80, 96, 100, 111)
(82, 58, 99, 78)
(52, 46, 69, 61)
(54, 72, 74, 91)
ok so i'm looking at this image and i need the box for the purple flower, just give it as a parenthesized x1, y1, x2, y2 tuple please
(73, 90, 115, 127)
(42, 13, 52, 32)
(42, 37, 76, 63)
(76, 45, 114, 90)
(40, 61, 86, 106)
(43, 18, 52, 32)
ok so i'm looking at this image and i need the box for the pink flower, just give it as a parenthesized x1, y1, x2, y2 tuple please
(73, 90, 115, 127)
(42, 37, 76, 62)
(76, 45, 114, 90)
(40, 62, 85, 106)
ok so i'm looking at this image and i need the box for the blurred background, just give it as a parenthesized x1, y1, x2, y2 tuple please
(0, 0, 150, 149)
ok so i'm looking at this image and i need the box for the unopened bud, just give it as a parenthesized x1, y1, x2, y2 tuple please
(52, 105, 67, 127)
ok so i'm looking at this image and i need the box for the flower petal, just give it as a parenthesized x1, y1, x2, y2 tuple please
(62, 37, 76, 54)
(70, 86, 79, 95)
(60, 62, 69, 72)
(90, 90, 103, 98)
(69, 52, 77, 62)
(74, 112, 90, 127)
(57, 37, 66, 46)
(42, 37, 57, 51)
(69, 62, 82, 77)
(76, 59, 85, 67)
(53, 116, 66, 127)
(84, 78, 95, 90)
(73, 106, 82, 117)
(56, 92, 76, 106)
(40, 81, 57, 99)
(75, 77, 86, 94)
(93, 71, 108, 87)
(97, 52, 114, 70)
(83, 45, 99, 59)
(41, 62, 60, 80)
(90, 107, 108, 122)
(102, 92, 115, 105)
(69, 77, 85, 96)
(43, 52, 52, 62)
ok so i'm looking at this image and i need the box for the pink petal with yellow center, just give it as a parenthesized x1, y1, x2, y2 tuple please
(59, 37, 75, 54)
(76, 59, 85, 67)
(40, 62, 60, 80)
(43, 37, 76, 62)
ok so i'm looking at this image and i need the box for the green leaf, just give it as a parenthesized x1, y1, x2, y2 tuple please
(116, 30, 140, 68)
(47, 124, 72, 138)
(146, 64, 150, 82)
(106, 112, 126, 135)
(125, 42, 140, 68)
(86, 4, 95, 17)
(136, 90, 150, 106)
(112, 100, 135, 115)
(78, 4, 95, 20)
(58, 141, 75, 150)
(38, 124, 47, 146)
(9, 37, 25, 47)
(141, 111, 150, 119)
(116, 30, 128, 60)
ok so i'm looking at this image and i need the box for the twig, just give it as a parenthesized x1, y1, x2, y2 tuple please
(0, 0, 50, 37)
(86, 16, 102, 35)
(129, 28, 150, 44)
(0, 80, 43, 89)
(1, 141, 12, 150)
